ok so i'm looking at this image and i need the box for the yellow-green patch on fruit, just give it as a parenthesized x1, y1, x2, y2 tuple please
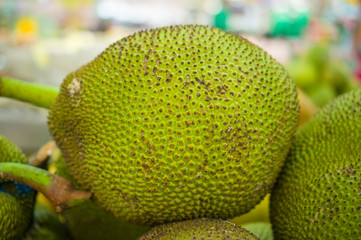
(48, 25, 299, 225)
(270, 89, 361, 239)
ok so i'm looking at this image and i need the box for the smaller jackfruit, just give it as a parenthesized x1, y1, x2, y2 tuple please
(270, 88, 361, 239)
(139, 218, 260, 240)
(0, 134, 36, 240)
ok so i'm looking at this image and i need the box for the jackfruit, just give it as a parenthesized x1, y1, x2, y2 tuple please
(49, 147, 150, 240)
(48, 25, 300, 225)
(138, 218, 260, 240)
(270, 88, 361, 239)
(0, 134, 36, 240)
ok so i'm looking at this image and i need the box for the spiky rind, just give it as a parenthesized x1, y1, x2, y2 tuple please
(0, 192, 24, 239)
(48, 25, 299, 225)
(270, 89, 361, 239)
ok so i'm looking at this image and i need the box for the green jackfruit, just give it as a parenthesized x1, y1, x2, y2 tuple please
(139, 218, 260, 240)
(48, 25, 299, 225)
(270, 88, 361, 239)
(0, 134, 36, 240)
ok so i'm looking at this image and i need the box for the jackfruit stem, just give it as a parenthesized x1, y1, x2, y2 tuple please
(0, 76, 59, 109)
(0, 162, 92, 212)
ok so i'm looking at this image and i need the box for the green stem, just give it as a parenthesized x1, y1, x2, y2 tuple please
(0, 162, 91, 212)
(0, 76, 59, 109)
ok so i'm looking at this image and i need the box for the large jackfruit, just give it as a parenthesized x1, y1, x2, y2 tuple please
(48, 25, 299, 225)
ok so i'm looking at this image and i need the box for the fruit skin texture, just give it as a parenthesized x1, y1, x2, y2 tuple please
(0, 135, 36, 240)
(270, 88, 361, 239)
(48, 25, 299, 225)
(139, 218, 260, 240)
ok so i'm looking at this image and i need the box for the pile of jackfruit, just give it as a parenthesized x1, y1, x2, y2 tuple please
(0, 25, 360, 240)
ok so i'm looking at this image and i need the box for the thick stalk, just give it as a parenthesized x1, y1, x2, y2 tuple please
(0, 76, 59, 109)
(0, 162, 91, 212)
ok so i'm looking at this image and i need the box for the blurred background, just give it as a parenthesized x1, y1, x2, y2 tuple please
(0, 0, 360, 153)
